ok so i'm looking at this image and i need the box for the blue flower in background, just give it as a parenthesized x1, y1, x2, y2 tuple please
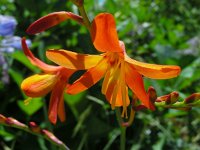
(0, 15, 17, 36)
(0, 36, 32, 53)
(0, 14, 31, 84)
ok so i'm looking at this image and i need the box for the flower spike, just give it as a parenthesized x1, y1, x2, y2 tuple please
(47, 13, 181, 116)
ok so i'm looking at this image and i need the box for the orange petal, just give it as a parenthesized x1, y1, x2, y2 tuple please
(46, 49, 103, 70)
(48, 81, 66, 124)
(106, 86, 130, 107)
(91, 13, 122, 52)
(67, 59, 107, 94)
(57, 96, 66, 122)
(125, 55, 181, 79)
(21, 74, 57, 97)
(22, 37, 62, 73)
(27, 11, 83, 34)
(125, 63, 155, 110)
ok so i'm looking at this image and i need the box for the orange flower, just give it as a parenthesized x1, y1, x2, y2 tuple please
(46, 13, 181, 116)
(21, 38, 75, 124)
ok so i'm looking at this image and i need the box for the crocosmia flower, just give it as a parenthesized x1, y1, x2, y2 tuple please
(21, 38, 75, 124)
(45, 13, 181, 117)
(0, 15, 17, 36)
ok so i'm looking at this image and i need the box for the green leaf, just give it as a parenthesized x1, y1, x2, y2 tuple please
(0, 126, 15, 141)
(12, 51, 39, 72)
(17, 98, 43, 116)
(9, 68, 24, 87)
(103, 129, 120, 150)
(152, 133, 166, 150)
(64, 92, 86, 118)
(72, 105, 92, 137)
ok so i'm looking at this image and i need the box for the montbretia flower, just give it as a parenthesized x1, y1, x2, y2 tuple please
(21, 38, 75, 124)
(46, 13, 181, 117)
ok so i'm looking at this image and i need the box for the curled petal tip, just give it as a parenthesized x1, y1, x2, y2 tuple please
(26, 11, 83, 34)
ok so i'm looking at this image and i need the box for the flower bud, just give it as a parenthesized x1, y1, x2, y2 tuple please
(165, 91, 179, 104)
(29, 122, 41, 133)
(6, 117, 27, 128)
(42, 129, 63, 145)
(148, 86, 157, 103)
(156, 95, 169, 102)
(0, 114, 6, 123)
(184, 93, 200, 104)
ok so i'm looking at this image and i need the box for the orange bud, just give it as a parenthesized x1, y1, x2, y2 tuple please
(21, 74, 57, 97)
(0, 114, 6, 123)
(184, 93, 200, 104)
(29, 122, 41, 133)
(148, 86, 157, 103)
(156, 95, 170, 102)
(166, 91, 179, 104)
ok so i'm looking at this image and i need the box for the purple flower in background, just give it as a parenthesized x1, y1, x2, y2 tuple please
(0, 36, 32, 52)
(0, 53, 9, 84)
(0, 14, 31, 84)
(0, 15, 17, 36)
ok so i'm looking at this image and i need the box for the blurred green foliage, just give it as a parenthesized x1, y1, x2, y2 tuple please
(0, 0, 200, 150)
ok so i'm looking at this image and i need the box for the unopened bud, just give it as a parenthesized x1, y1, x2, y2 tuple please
(0, 114, 6, 123)
(148, 86, 157, 103)
(6, 117, 27, 128)
(166, 91, 179, 104)
(184, 93, 200, 104)
(156, 95, 169, 102)
(42, 129, 63, 145)
(29, 122, 41, 133)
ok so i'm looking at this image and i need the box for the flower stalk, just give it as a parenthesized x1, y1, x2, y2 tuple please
(0, 114, 69, 150)
(78, 5, 91, 31)
(115, 108, 127, 150)
(155, 92, 200, 110)
(70, 0, 91, 31)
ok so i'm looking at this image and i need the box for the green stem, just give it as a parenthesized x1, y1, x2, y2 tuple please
(115, 108, 127, 150)
(78, 5, 91, 31)
(120, 127, 126, 150)
(70, 0, 91, 31)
